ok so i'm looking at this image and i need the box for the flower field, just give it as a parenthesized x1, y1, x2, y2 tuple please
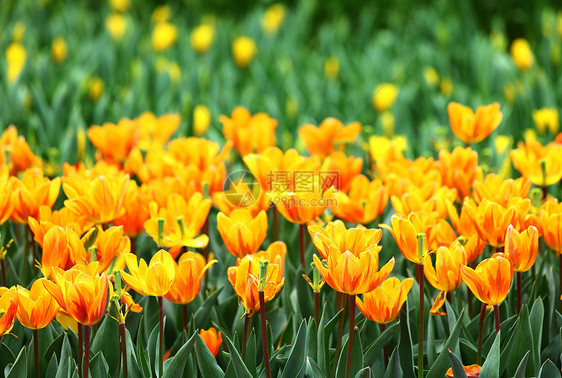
(2, 0, 562, 377)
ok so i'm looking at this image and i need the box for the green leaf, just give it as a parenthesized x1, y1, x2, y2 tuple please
(427, 316, 436, 367)
(46, 353, 58, 378)
(506, 305, 534, 377)
(529, 297, 544, 374)
(281, 319, 308, 378)
(195, 334, 225, 378)
(161, 331, 197, 378)
(353, 366, 372, 378)
(125, 328, 143, 378)
(335, 324, 363, 378)
(317, 305, 343, 374)
(194, 286, 224, 327)
(89, 351, 109, 378)
(383, 346, 402, 378)
(447, 349, 468, 378)
(363, 322, 398, 368)
(445, 301, 460, 357)
(244, 329, 257, 377)
(426, 309, 464, 378)
(223, 332, 252, 378)
(480, 330, 500, 378)
(0, 341, 16, 373)
(513, 351, 530, 378)
(6, 346, 27, 378)
(55, 335, 75, 378)
(305, 356, 325, 378)
(538, 360, 561, 378)
(398, 302, 414, 378)
(91, 316, 119, 376)
(306, 318, 318, 365)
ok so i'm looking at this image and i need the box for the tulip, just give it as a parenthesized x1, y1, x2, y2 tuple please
(511, 139, 562, 187)
(540, 200, 562, 311)
(200, 327, 222, 357)
(463, 198, 517, 248)
(220, 107, 277, 156)
(320, 152, 363, 192)
(372, 83, 399, 112)
(0, 168, 14, 227)
(152, 22, 178, 52)
(472, 173, 531, 207)
(324, 57, 339, 79)
(533, 107, 559, 135)
(6, 42, 26, 83)
(106, 13, 126, 41)
(447, 102, 503, 145)
(232, 36, 257, 68)
(445, 364, 481, 378)
(298, 118, 361, 157)
(88, 77, 104, 103)
(193, 105, 211, 136)
(87, 119, 138, 163)
(51, 36, 67, 63)
(190, 24, 214, 54)
(446, 202, 486, 263)
(212, 181, 270, 217)
(510, 38, 534, 71)
(356, 277, 413, 324)
(28, 205, 90, 246)
(262, 3, 286, 33)
(424, 241, 467, 316)
(0, 286, 18, 337)
(390, 185, 457, 219)
(437, 146, 483, 201)
(329, 175, 388, 225)
(10, 168, 61, 224)
(216, 209, 268, 258)
(0, 126, 41, 175)
(90, 226, 130, 273)
(39, 226, 86, 279)
(112, 181, 150, 238)
(369, 135, 407, 165)
(151, 5, 171, 23)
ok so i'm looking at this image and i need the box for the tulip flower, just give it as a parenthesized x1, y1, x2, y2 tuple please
(390, 185, 457, 219)
(330, 175, 388, 225)
(262, 3, 286, 33)
(190, 24, 215, 54)
(220, 107, 277, 156)
(463, 198, 517, 248)
(28, 205, 90, 247)
(1, 126, 42, 174)
(472, 173, 531, 206)
(437, 146, 483, 201)
(232, 36, 257, 68)
(446, 202, 486, 263)
(135, 112, 181, 149)
(369, 135, 407, 165)
(193, 105, 211, 136)
(445, 364, 481, 378)
(10, 168, 61, 224)
(216, 209, 268, 258)
(540, 200, 562, 254)
(90, 226, 130, 273)
(424, 241, 467, 316)
(372, 83, 399, 113)
(320, 152, 363, 192)
(87, 119, 138, 164)
(152, 22, 178, 52)
(447, 102, 502, 145)
(533, 107, 559, 135)
(212, 181, 270, 217)
(112, 181, 150, 238)
(511, 139, 562, 187)
(357, 277, 413, 324)
(200, 327, 223, 357)
(298, 118, 361, 157)
(510, 38, 534, 71)
(0, 286, 18, 337)
(39, 226, 86, 279)
(0, 168, 14, 226)
(106, 13, 126, 41)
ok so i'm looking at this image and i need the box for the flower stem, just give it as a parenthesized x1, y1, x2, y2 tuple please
(476, 303, 486, 365)
(314, 291, 320, 326)
(158, 296, 164, 378)
(119, 322, 128, 378)
(299, 224, 306, 268)
(241, 314, 251, 361)
(259, 291, 272, 378)
(34, 329, 39, 378)
(417, 263, 424, 378)
(517, 272, 522, 316)
(84, 326, 91, 378)
(493, 305, 500, 334)
(346, 295, 356, 378)
(78, 324, 83, 377)
(333, 293, 347, 376)
(380, 324, 388, 368)
(0, 258, 6, 287)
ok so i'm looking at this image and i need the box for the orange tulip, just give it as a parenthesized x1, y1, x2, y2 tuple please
(90, 226, 130, 273)
(320, 152, 363, 192)
(463, 198, 518, 248)
(504, 224, 539, 272)
(16, 278, 60, 329)
(511, 139, 562, 186)
(313, 248, 394, 295)
(217, 209, 268, 258)
(380, 212, 440, 264)
(112, 181, 150, 238)
(200, 327, 223, 357)
(377, 157, 442, 198)
(64, 172, 129, 225)
(0, 286, 18, 336)
(40, 226, 86, 279)
(28, 205, 90, 246)
(88, 118, 138, 163)
(274, 182, 333, 225)
(298, 118, 361, 157)
(123, 146, 178, 183)
(329, 175, 388, 225)
(472, 174, 531, 206)
(461, 254, 513, 306)
(121, 250, 176, 297)
(438, 146, 483, 201)
(447, 102, 503, 145)
(445, 364, 481, 378)
(1, 126, 42, 175)
(424, 241, 467, 315)
(212, 180, 270, 217)
(43, 262, 109, 326)
(308, 220, 382, 260)
(144, 193, 211, 254)
(142, 172, 198, 207)
(540, 200, 562, 254)
(228, 252, 285, 317)
(164, 252, 217, 305)
(446, 202, 486, 263)
(369, 135, 407, 165)
(167, 137, 232, 171)
(136, 111, 181, 149)
(390, 185, 457, 219)
(0, 168, 14, 225)
(220, 107, 277, 156)
(10, 168, 61, 224)
(356, 277, 413, 324)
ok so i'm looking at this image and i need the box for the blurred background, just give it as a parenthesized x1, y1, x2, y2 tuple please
(1, 0, 560, 167)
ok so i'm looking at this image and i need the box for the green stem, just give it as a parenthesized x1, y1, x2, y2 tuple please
(0, 258, 6, 287)
(34, 329, 39, 378)
(477, 303, 486, 365)
(84, 326, 90, 378)
(333, 293, 347, 377)
(259, 291, 272, 378)
(78, 324, 83, 377)
(418, 263, 424, 378)
(517, 272, 522, 316)
(119, 322, 127, 378)
(381, 324, 388, 368)
(158, 296, 164, 378)
(241, 314, 251, 361)
(494, 305, 500, 334)
(182, 304, 188, 337)
(346, 295, 356, 378)
(314, 291, 320, 326)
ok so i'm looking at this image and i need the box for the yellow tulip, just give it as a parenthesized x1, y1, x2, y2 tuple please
(121, 250, 175, 297)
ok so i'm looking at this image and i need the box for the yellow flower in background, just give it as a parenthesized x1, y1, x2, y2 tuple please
(262, 3, 286, 33)
(372, 83, 399, 112)
(51, 37, 67, 63)
(6, 42, 27, 83)
(106, 13, 127, 41)
(381, 111, 395, 136)
(494, 135, 512, 155)
(533, 107, 559, 135)
(232, 36, 257, 68)
(369, 135, 407, 164)
(440, 77, 453, 95)
(510, 38, 534, 71)
(88, 77, 104, 102)
(447, 102, 503, 145)
(423, 67, 439, 87)
(109, 0, 130, 13)
(152, 22, 178, 52)
(191, 24, 215, 54)
(324, 56, 339, 79)
(193, 105, 211, 136)
(504, 83, 516, 104)
(152, 5, 172, 24)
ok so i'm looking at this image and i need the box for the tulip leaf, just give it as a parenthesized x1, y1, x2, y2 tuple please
(91, 316, 120, 376)
(529, 297, 544, 374)
(445, 301, 460, 356)
(427, 316, 436, 367)
(193, 286, 224, 328)
(353, 366, 372, 378)
(147, 321, 159, 376)
(223, 332, 252, 378)
(335, 323, 363, 378)
(538, 359, 561, 378)
(123, 327, 143, 378)
(46, 353, 58, 378)
(506, 305, 534, 377)
(306, 318, 317, 364)
(195, 334, 225, 378)
(480, 330, 500, 378)
(55, 335, 74, 378)
(317, 305, 343, 374)
(305, 356, 325, 378)
(295, 266, 314, 319)
(6, 346, 26, 378)
(513, 350, 530, 378)
(426, 309, 463, 378)
(89, 351, 109, 378)
(244, 329, 257, 377)
(281, 319, 307, 378)
(363, 322, 398, 368)
(398, 302, 414, 378)
(0, 340, 16, 373)
(383, 346, 402, 378)
(161, 331, 197, 378)
(447, 349, 468, 378)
